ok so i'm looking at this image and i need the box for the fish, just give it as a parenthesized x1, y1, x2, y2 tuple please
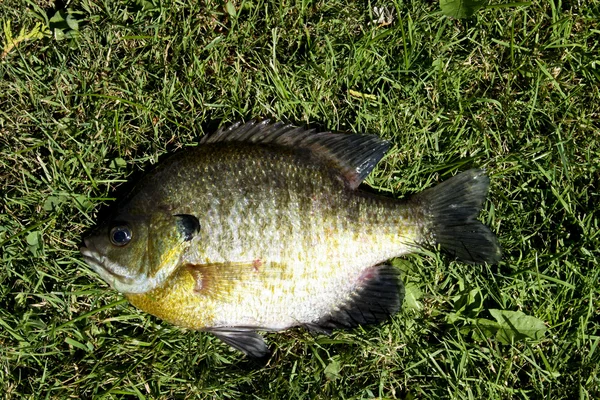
(80, 120, 501, 358)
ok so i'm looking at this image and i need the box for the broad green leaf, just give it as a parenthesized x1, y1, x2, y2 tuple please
(471, 318, 501, 341)
(489, 309, 547, 344)
(137, 0, 158, 11)
(452, 286, 484, 318)
(26, 231, 42, 256)
(54, 29, 66, 41)
(109, 157, 127, 171)
(324, 357, 341, 381)
(403, 282, 422, 311)
(65, 14, 79, 31)
(225, 2, 237, 18)
(65, 337, 91, 352)
(44, 195, 66, 211)
(72, 194, 93, 209)
(440, 0, 487, 18)
(49, 10, 68, 27)
(49, 10, 81, 42)
(447, 312, 460, 324)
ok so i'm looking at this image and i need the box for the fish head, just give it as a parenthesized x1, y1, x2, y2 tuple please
(80, 211, 200, 294)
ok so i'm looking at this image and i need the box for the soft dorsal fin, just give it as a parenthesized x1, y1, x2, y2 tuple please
(201, 120, 390, 189)
(305, 264, 404, 334)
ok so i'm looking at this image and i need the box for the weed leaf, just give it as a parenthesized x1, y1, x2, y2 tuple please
(489, 309, 547, 344)
(440, 0, 487, 18)
(403, 282, 422, 311)
(324, 357, 342, 381)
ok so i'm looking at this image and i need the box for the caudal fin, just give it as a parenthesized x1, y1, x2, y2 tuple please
(415, 169, 501, 264)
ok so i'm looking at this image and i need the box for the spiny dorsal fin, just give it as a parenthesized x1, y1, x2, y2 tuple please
(201, 120, 390, 189)
(305, 264, 404, 333)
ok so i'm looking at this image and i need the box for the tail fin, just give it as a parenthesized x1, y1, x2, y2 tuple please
(415, 169, 501, 264)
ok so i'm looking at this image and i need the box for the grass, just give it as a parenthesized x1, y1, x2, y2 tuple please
(1, 0, 599, 398)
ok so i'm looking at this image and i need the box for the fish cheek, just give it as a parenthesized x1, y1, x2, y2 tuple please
(103, 220, 151, 278)
(145, 214, 189, 279)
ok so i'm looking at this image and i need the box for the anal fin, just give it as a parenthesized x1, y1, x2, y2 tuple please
(306, 264, 404, 332)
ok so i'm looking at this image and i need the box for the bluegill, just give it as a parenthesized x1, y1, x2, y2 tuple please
(81, 120, 501, 358)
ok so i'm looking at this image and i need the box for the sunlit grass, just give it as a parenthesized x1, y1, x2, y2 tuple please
(1, 0, 598, 398)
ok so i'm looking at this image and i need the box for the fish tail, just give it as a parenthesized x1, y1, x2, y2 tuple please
(414, 169, 501, 264)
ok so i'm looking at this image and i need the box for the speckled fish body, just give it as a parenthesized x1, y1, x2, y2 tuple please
(126, 145, 419, 329)
(81, 120, 501, 357)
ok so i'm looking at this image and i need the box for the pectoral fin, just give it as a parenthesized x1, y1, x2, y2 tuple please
(210, 328, 270, 359)
(185, 261, 281, 297)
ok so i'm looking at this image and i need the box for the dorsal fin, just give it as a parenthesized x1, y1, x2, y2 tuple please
(201, 120, 390, 189)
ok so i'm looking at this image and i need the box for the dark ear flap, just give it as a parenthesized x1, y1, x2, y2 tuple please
(175, 214, 200, 241)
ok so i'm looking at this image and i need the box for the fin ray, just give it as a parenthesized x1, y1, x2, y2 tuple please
(201, 120, 390, 189)
(306, 264, 404, 332)
(209, 328, 270, 359)
(415, 169, 502, 264)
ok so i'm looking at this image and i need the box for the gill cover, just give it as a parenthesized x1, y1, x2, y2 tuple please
(81, 213, 200, 294)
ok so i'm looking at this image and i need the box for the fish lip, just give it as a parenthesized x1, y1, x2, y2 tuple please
(83, 236, 93, 250)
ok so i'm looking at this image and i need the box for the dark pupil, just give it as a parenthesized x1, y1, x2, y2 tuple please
(112, 227, 131, 245)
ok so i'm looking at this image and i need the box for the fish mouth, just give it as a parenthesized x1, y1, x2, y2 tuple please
(80, 239, 157, 294)
(80, 238, 133, 287)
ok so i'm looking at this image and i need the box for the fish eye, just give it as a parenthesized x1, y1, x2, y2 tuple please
(110, 225, 132, 247)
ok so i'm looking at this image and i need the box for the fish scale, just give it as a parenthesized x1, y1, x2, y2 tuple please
(178, 148, 406, 327)
(81, 120, 501, 358)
